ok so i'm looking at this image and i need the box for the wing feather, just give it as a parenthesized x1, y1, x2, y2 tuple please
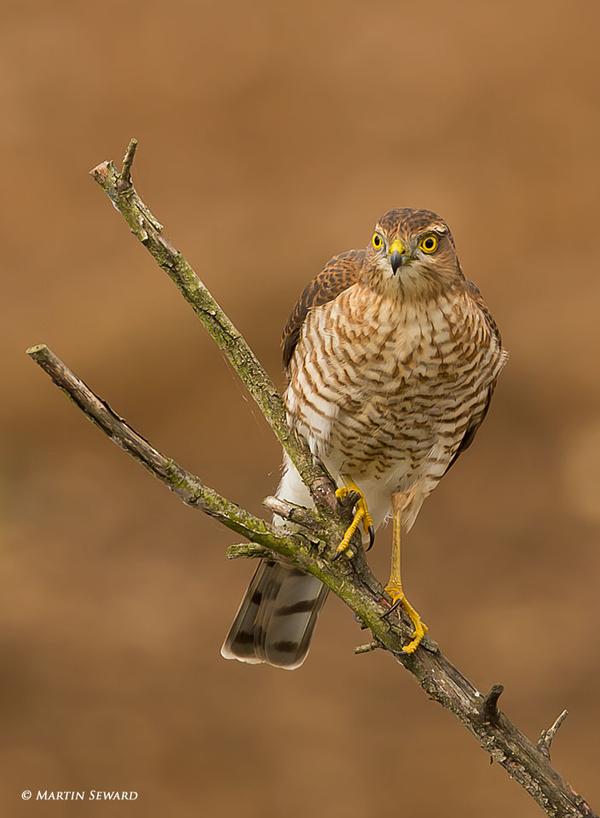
(282, 249, 366, 370)
(444, 279, 504, 474)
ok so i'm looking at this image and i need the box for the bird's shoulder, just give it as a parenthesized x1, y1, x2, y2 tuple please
(465, 278, 503, 345)
(282, 248, 366, 369)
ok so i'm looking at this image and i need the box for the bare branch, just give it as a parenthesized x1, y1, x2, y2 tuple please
(226, 543, 276, 560)
(26, 140, 599, 818)
(89, 145, 338, 516)
(116, 137, 138, 191)
(25, 344, 289, 553)
(538, 710, 569, 760)
(354, 640, 382, 655)
(263, 495, 322, 535)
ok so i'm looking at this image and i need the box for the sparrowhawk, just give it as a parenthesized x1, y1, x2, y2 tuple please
(222, 208, 507, 668)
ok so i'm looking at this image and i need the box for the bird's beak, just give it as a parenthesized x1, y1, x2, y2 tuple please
(389, 239, 407, 274)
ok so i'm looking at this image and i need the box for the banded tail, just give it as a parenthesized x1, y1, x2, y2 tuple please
(221, 559, 328, 670)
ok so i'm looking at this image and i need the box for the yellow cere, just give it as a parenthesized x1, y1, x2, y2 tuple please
(418, 234, 439, 254)
(389, 239, 405, 255)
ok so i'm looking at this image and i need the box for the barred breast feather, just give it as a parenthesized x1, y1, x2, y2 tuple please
(284, 254, 506, 531)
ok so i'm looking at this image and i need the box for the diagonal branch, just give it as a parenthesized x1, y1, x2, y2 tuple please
(25, 345, 286, 551)
(25, 140, 598, 818)
(90, 141, 338, 516)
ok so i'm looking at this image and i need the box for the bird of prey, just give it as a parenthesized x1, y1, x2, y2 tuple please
(222, 208, 507, 669)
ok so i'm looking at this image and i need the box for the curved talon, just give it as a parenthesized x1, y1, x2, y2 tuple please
(335, 486, 354, 506)
(381, 596, 402, 619)
(366, 525, 376, 551)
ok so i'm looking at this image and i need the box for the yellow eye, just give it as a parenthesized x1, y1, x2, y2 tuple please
(371, 232, 383, 250)
(419, 234, 439, 254)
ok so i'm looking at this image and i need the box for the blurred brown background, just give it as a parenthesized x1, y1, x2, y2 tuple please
(2, 0, 600, 815)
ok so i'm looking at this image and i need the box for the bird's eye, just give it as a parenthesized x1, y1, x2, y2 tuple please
(418, 234, 439, 254)
(371, 233, 383, 250)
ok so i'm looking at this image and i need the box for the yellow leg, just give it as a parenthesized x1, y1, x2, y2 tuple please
(335, 478, 374, 556)
(384, 493, 428, 654)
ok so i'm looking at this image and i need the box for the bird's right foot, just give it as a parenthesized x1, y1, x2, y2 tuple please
(333, 480, 374, 560)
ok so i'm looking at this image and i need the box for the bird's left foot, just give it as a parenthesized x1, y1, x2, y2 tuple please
(333, 481, 374, 560)
(382, 583, 428, 654)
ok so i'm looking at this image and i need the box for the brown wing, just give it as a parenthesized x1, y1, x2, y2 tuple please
(444, 279, 504, 474)
(282, 249, 366, 370)
(444, 383, 495, 474)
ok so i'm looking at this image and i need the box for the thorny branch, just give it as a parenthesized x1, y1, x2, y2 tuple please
(26, 139, 597, 818)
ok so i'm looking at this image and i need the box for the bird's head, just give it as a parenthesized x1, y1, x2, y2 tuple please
(366, 208, 464, 295)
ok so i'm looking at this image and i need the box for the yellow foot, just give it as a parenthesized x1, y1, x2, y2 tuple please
(334, 481, 375, 558)
(383, 584, 428, 654)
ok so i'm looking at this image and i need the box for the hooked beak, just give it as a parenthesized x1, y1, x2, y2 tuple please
(389, 239, 407, 274)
